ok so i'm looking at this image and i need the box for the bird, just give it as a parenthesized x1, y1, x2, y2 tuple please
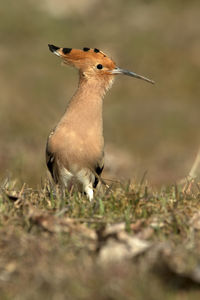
(46, 44, 154, 201)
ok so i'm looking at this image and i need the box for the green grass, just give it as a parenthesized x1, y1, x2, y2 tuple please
(0, 178, 200, 299)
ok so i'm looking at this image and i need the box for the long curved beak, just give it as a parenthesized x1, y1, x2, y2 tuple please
(111, 67, 155, 84)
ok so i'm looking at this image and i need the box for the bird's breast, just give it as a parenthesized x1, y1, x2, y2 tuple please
(48, 125, 104, 170)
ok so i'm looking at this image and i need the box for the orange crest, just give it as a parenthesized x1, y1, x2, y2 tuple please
(48, 45, 116, 75)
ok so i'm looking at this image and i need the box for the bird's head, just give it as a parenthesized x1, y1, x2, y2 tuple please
(48, 44, 154, 91)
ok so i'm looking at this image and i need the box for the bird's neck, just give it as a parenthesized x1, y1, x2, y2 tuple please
(60, 75, 110, 138)
(70, 75, 105, 105)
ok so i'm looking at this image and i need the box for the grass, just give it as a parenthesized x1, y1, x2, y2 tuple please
(0, 0, 199, 186)
(0, 178, 200, 299)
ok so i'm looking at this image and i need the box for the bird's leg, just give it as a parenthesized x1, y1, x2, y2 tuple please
(76, 169, 95, 201)
(84, 184, 94, 201)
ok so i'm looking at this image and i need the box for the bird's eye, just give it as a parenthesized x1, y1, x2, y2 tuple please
(96, 64, 103, 70)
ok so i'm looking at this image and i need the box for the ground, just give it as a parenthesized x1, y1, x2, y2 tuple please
(0, 178, 200, 299)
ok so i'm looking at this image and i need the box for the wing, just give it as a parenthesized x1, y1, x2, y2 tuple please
(93, 155, 104, 188)
(46, 130, 61, 185)
(46, 147, 59, 184)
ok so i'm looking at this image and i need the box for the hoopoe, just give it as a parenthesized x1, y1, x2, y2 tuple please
(47, 44, 154, 201)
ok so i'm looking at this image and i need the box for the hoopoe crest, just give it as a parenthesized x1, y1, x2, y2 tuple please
(46, 44, 154, 201)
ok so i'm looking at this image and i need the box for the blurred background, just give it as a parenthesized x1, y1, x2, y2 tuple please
(0, 0, 199, 187)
